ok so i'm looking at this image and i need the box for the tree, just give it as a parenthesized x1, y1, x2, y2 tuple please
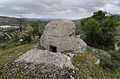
(81, 10, 118, 50)
(92, 10, 106, 23)
(17, 15, 26, 32)
(28, 21, 42, 39)
(101, 16, 118, 49)
(83, 18, 102, 47)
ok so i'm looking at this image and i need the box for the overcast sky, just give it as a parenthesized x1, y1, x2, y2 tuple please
(0, 0, 120, 19)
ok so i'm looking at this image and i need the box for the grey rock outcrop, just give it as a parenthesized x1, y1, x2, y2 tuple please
(15, 49, 74, 69)
(40, 19, 87, 53)
(0, 62, 73, 79)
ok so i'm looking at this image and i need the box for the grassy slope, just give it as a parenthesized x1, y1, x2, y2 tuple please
(0, 41, 38, 67)
(72, 46, 120, 79)
(0, 42, 120, 79)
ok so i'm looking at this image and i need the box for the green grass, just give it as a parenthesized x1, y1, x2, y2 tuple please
(100, 57, 119, 72)
(0, 41, 17, 51)
(0, 41, 120, 79)
(72, 46, 119, 79)
(0, 41, 38, 67)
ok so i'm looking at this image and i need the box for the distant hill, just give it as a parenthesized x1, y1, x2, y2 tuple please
(0, 16, 19, 25)
(0, 16, 52, 27)
(27, 18, 54, 21)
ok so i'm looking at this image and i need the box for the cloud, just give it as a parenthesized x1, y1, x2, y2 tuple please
(0, 0, 119, 19)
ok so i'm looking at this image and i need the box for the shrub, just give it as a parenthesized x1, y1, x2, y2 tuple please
(81, 10, 118, 50)
(83, 18, 102, 47)
(28, 21, 42, 38)
(12, 34, 20, 42)
(20, 32, 32, 44)
(20, 21, 40, 44)
(100, 57, 118, 72)
(110, 52, 120, 61)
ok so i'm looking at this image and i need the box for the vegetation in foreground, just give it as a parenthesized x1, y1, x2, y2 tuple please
(72, 47, 120, 79)
(0, 62, 71, 79)
(0, 45, 120, 79)
(0, 41, 38, 67)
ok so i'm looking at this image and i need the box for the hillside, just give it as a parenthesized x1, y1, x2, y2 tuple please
(0, 11, 120, 79)
(0, 44, 120, 79)
(0, 16, 18, 25)
(0, 19, 120, 79)
(0, 16, 50, 26)
(0, 16, 36, 26)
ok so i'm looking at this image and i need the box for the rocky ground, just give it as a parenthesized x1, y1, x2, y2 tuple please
(0, 45, 119, 79)
(0, 62, 73, 79)
(0, 48, 75, 79)
(15, 49, 74, 69)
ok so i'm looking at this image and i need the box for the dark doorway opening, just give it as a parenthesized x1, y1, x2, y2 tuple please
(49, 46, 57, 52)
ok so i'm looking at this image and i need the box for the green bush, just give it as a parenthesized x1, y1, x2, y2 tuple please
(100, 57, 118, 72)
(12, 34, 20, 42)
(21, 33, 32, 44)
(83, 18, 102, 47)
(20, 21, 41, 44)
(28, 21, 42, 38)
(81, 10, 118, 50)
(110, 52, 120, 61)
